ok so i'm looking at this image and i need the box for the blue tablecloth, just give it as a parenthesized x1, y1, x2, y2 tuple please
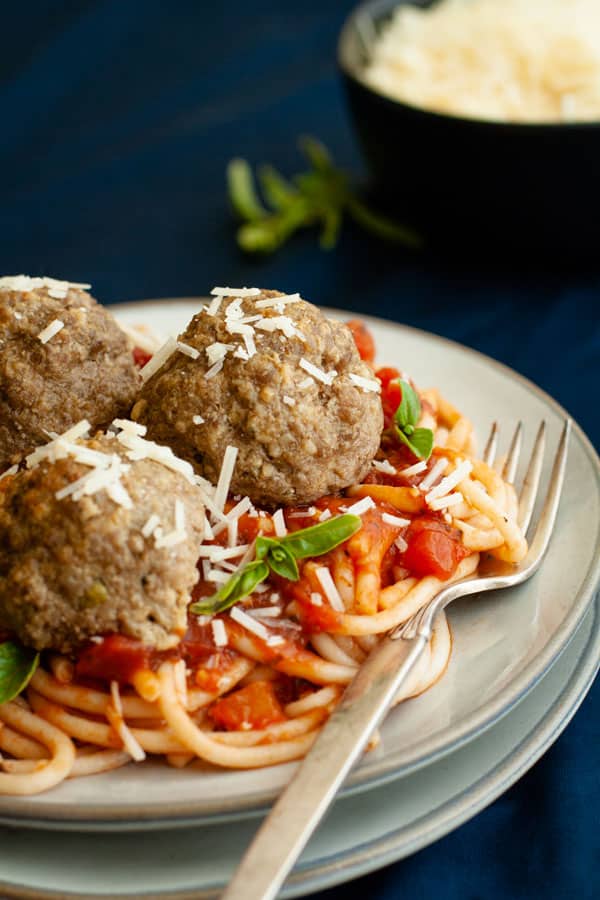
(0, 3, 598, 898)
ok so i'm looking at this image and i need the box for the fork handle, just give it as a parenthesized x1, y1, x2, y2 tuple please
(221, 629, 429, 900)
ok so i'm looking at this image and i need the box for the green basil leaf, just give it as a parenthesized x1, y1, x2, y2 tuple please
(190, 560, 269, 616)
(279, 513, 362, 560)
(395, 425, 434, 461)
(266, 544, 299, 581)
(394, 380, 421, 430)
(0, 642, 39, 704)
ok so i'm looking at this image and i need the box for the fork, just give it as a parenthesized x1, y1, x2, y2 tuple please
(222, 419, 570, 900)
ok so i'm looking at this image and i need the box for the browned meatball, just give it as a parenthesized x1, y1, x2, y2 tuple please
(0, 433, 205, 653)
(132, 290, 383, 506)
(0, 276, 140, 470)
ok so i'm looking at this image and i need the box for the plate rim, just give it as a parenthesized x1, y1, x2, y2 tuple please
(1, 299, 598, 828)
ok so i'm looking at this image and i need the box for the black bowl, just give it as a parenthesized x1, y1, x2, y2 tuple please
(338, 0, 600, 258)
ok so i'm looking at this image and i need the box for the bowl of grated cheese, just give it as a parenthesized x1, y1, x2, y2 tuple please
(338, 0, 600, 256)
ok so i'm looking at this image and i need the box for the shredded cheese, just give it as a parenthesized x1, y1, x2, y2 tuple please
(315, 567, 345, 611)
(213, 446, 238, 513)
(398, 460, 428, 478)
(139, 337, 177, 383)
(348, 373, 381, 393)
(364, 0, 600, 124)
(299, 359, 337, 386)
(0, 275, 91, 297)
(210, 286, 261, 297)
(272, 509, 287, 537)
(230, 606, 271, 640)
(38, 319, 64, 344)
(382, 512, 411, 527)
(345, 496, 375, 517)
(176, 341, 200, 360)
(419, 458, 449, 492)
(211, 619, 228, 647)
(425, 460, 473, 503)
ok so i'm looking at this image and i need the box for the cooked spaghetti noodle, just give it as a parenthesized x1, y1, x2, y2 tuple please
(0, 330, 527, 795)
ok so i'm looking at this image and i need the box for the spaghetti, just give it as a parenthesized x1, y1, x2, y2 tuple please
(0, 327, 527, 796)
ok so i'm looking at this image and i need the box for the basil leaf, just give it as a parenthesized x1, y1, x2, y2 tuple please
(394, 380, 421, 430)
(395, 426, 434, 461)
(0, 642, 39, 704)
(267, 544, 300, 581)
(279, 513, 362, 560)
(190, 560, 269, 615)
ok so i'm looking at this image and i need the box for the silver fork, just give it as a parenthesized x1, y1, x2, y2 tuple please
(222, 419, 571, 900)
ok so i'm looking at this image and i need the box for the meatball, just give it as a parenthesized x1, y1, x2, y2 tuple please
(132, 290, 383, 506)
(0, 276, 140, 470)
(0, 433, 205, 653)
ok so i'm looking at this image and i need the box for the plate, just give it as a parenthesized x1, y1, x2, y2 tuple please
(0, 300, 598, 829)
(0, 592, 597, 899)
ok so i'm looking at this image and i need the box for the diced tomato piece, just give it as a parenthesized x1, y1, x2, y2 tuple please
(346, 319, 376, 363)
(376, 367, 403, 428)
(132, 346, 152, 368)
(209, 680, 286, 731)
(402, 517, 469, 580)
(75, 634, 152, 684)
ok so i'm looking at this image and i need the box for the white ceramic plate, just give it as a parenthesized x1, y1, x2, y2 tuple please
(0, 594, 597, 899)
(0, 301, 597, 830)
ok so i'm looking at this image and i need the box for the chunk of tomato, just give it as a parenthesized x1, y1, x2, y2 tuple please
(376, 367, 403, 428)
(75, 634, 152, 684)
(346, 319, 376, 363)
(209, 680, 286, 731)
(402, 517, 468, 580)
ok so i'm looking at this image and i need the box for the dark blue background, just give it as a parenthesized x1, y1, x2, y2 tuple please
(1, 2, 598, 897)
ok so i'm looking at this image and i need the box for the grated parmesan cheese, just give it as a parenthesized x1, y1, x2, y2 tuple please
(345, 496, 375, 517)
(0, 275, 91, 297)
(176, 341, 200, 360)
(398, 460, 428, 478)
(348, 373, 381, 393)
(364, 0, 600, 124)
(428, 491, 464, 511)
(211, 619, 228, 647)
(38, 319, 64, 344)
(299, 359, 337, 386)
(204, 359, 224, 379)
(272, 508, 287, 537)
(382, 512, 411, 527)
(425, 460, 473, 503)
(139, 337, 177, 383)
(315, 567, 345, 612)
(141, 514, 161, 538)
(419, 458, 449, 493)
(255, 293, 301, 309)
(230, 606, 271, 640)
(213, 446, 238, 513)
(210, 286, 260, 297)
(205, 342, 231, 366)
(372, 459, 397, 475)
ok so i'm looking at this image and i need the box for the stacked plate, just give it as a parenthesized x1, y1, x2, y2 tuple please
(1, 302, 598, 899)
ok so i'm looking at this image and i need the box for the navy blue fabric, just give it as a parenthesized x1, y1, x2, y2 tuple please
(0, 3, 598, 897)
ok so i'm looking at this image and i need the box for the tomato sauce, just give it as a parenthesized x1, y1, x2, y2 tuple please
(132, 346, 152, 368)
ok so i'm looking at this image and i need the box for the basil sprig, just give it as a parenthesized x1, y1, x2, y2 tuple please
(0, 641, 39, 704)
(227, 137, 422, 255)
(394, 380, 434, 461)
(191, 513, 361, 616)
